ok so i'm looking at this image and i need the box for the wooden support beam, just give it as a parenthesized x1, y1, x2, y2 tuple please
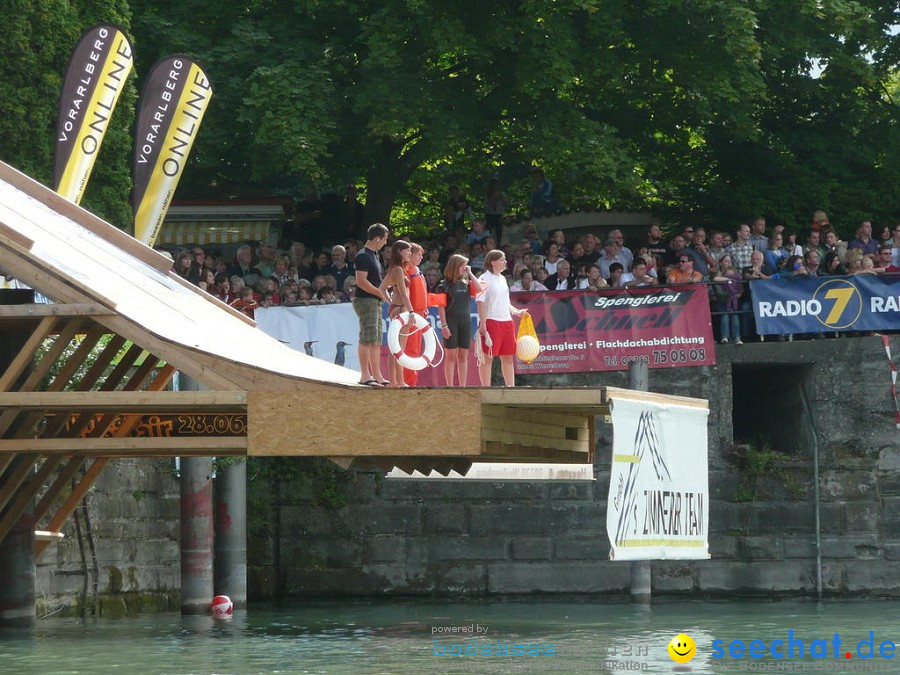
(60, 345, 145, 439)
(33, 364, 178, 556)
(98, 342, 143, 392)
(74, 334, 126, 391)
(119, 353, 160, 394)
(0, 220, 34, 250)
(478, 442, 589, 463)
(83, 364, 176, 441)
(34, 457, 85, 522)
(0, 391, 248, 412)
(0, 316, 55, 392)
(39, 334, 127, 440)
(0, 304, 115, 318)
(0, 457, 63, 543)
(480, 387, 607, 410)
(602, 386, 710, 410)
(17, 319, 85, 392)
(34, 530, 64, 542)
(0, 436, 247, 455)
(9, 324, 107, 440)
(35, 459, 106, 560)
(98, 316, 245, 391)
(46, 324, 106, 393)
(248, 389, 483, 456)
(0, 454, 38, 514)
(80, 357, 162, 440)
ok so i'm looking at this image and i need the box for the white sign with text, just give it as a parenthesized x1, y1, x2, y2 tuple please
(607, 396, 710, 561)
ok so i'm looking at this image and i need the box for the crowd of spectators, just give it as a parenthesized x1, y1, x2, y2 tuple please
(171, 202, 900, 343)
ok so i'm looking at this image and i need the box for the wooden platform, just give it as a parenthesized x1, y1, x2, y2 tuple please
(0, 156, 709, 551)
(0, 379, 705, 465)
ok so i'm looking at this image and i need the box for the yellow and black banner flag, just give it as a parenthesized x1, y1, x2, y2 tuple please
(54, 23, 134, 204)
(132, 56, 213, 247)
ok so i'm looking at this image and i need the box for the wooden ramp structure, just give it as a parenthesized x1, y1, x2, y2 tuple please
(0, 159, 704, 550)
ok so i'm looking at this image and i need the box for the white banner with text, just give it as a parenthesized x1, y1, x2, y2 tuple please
(606, 396, 709, 561)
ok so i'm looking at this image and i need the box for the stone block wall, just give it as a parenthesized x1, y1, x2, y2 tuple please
(31, 335, 900, 610)
(35, 458, 180, 616)
(250, 335, 900, 598)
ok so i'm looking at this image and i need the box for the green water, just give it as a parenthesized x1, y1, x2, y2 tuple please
(1, 599, 899, 674)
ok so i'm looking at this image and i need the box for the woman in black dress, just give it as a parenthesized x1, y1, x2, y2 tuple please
(437, 254, 486, 386)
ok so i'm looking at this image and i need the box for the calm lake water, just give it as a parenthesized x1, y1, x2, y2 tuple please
(1, 599, 899, 674)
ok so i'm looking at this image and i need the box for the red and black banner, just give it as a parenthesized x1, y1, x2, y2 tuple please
(132, 55, 212, 246)
(512, 287, 716, 373)
(54, 23, 134, 204)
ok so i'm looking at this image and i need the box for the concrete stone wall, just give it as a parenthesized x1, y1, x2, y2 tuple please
(31, 335, 900, 610)
(251, 335, 900, 598)
(35, 459, 180, 616)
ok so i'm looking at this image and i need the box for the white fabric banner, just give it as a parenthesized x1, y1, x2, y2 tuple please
(255, 305, 361, 372)
(606, 396, 710, 561)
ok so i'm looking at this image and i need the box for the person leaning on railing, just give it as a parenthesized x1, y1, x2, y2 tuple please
(712, 257, 745, 345)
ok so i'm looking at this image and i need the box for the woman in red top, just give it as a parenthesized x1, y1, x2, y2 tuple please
(401, 243, 429, 387)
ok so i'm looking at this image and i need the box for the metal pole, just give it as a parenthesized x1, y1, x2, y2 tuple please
(179, 374, 215, 615)
(215, 460, 247, 609)
(798, 384, 823, 601)
(628, 361, 652, 602)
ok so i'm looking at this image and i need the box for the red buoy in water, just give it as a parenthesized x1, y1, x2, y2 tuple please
(211, 595, 233, 618)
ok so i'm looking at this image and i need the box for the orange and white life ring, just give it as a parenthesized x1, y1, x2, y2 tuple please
(387, 312, 437, 371)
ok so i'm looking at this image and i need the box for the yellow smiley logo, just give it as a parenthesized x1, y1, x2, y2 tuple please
(668, 633, 697, 663)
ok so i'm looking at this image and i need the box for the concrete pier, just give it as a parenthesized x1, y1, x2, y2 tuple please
(214, 460, 247, 609)
(178, 374, 214, 615)
(0, 503, 35, 627)
(628, 361, 652, 603)
(180, 456, 214, 614)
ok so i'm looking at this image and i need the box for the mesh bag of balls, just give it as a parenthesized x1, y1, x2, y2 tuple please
(515, 312, 540, 363)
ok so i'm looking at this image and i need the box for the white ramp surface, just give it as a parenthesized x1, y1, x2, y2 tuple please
(0, 162, 360, 387)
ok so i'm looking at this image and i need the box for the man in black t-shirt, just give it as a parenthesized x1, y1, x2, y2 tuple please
(645, 224, 669, 271)
(353, 223, 390, 385)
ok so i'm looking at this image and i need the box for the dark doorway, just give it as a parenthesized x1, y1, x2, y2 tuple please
(732, 364, 815, 454)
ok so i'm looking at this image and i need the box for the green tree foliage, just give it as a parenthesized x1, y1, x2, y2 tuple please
(0, 1, 79, 183)
(0, 0, 136, 227)
(128, 0, 779, 228)
(6, 1, 898, 234)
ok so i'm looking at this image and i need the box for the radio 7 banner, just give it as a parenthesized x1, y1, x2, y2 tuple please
(750, 275, 899, 335)
(513, 287, 715, 373)
(132, 56, 212, 246)
(54, 24, 134, 203)
(607, 394, 710, 560)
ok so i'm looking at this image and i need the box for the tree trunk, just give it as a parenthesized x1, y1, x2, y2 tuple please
(363, 139, 413, 232)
